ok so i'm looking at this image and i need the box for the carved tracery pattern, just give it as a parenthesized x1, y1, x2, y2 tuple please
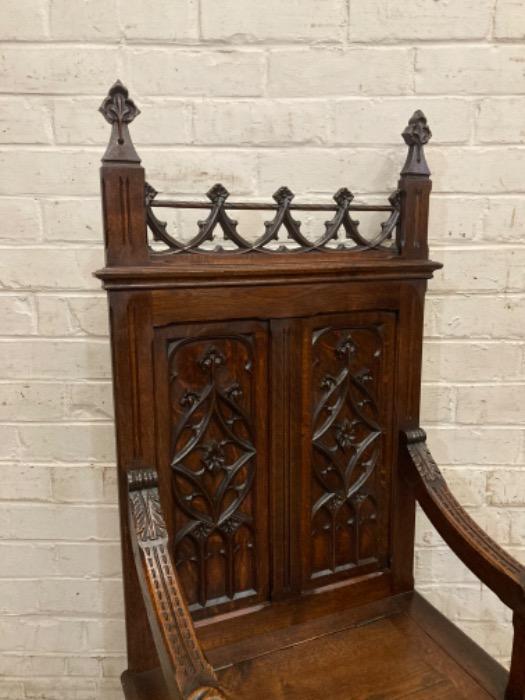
(145, 182, 400, 254)
(310, 324, 387, 579)
(168, 336, 258, 610)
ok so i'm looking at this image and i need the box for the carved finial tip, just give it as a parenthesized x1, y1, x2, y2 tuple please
(99, 80, 140, 126)
(412, 108, 427, 121)
(402, 110, 432, 148)
(107, 78, 126, 93)
(401, 110, 431, 176)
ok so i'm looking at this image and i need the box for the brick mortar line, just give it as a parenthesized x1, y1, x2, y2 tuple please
(0, 651, 124, 655)
(0, 462, 116, 467)
(0, 577, 123, 582)
(1, 612, 125, 620)
(5, 94, 525, 101)
(2, 39, 525, 48)
(0, 538, 120, 544)
(0, 420, 114, 425)
(9, 140, 525, 149)
(48, 140, 525, 148)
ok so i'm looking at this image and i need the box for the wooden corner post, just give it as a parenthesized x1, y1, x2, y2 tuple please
(99, 81, 148, 266)
(99, 83, 158, 672)
(397, 110, 432, 259)
(390, 111, 433, 596)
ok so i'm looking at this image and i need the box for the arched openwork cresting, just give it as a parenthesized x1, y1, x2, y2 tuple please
(98, 80, 433, 259)
(145, 181, 402, 254)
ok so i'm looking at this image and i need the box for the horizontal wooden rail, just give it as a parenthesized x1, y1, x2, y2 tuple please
(150, 200, 395, 212)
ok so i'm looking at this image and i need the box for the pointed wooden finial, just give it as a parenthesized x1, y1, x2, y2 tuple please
(401, 110, 432, 177)
(99, 80, 141, 163)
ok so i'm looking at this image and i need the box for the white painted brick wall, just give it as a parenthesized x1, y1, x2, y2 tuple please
(0, 1, 523, 697)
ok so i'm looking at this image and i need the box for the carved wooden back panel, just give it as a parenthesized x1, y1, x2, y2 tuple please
(304, 312, 396, 587)
(154, 321, 270, 615)
(97, 82, 440, 669)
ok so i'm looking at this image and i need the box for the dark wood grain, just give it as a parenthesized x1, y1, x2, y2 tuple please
(401, 428, 525, 700)
(96, 81, 519, 699)
(298, 312, 396, 589)
(507, 612, 525, 700)
(402, 428, 525, 614)
(153, 320, 270, 620)
(123, 592, 509, 700)
(390, 280, 427, 596)
(406, 592, 508, 699)
(127, 468, 227, 699)
(215, 591, 503, 700)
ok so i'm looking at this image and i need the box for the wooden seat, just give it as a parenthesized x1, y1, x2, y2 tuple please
(96, 81, 525, 700)
(123, 593, 508, 700)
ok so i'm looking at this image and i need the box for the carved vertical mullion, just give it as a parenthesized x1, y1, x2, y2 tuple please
(331, 510, 338, 573)
(270, 319, 300, 599)
(353, 499, 361, 564)
(225, 532, 235, 600)
(198, 536, 208, 608)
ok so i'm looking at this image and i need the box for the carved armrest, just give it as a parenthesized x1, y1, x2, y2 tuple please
(402, 428, 525, 613)
(127, 469, 227, 700)
(401, 428, 525, 700)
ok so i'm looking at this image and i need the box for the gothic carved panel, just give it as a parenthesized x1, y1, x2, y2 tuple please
(309, 316, 394, 582)
(165, 327, 268, 613)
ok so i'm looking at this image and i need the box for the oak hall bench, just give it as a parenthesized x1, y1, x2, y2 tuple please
(95, 81, 525, 700)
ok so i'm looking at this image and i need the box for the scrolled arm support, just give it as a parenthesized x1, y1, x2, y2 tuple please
(127, 468, 228, 700)
(401, 428, 525, 700)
